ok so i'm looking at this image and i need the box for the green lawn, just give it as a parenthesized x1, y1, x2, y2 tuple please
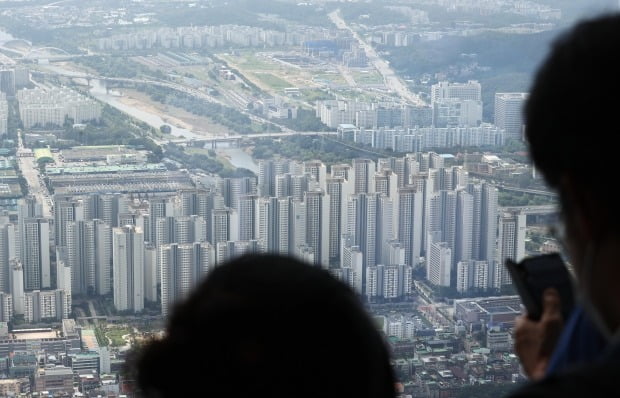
(220, 52, 275, 71)
(252, 72, 292, 90)
(105, 327, 132, 347)
(301, 88, 335, 102)
(313, 72, 347, 85)
(185, 147, 215, 156)
(352, 71, 384, 85)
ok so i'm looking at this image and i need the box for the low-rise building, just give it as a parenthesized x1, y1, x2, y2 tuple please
(34, 366, 74, 394)
(0, 378, 29, 396)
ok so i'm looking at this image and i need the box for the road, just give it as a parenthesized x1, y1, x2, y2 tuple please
(498, 185, 558, 198)
(499, 205, 558, 215)
(16, 133, 53, 218)
(328, 10, 425, 106)
(337, 65, 357, 87)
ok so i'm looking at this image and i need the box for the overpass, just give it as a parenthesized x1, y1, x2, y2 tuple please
(498, 185, 558, 198)
(499, 205, 558, 215)
(196, 131, 338, 148)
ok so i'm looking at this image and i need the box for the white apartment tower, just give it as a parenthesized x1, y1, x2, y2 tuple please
(431, 80, 482, 104)
(495, 93, 528, 141)
(112, 226, 145, 313)
(160, 242, 214, 316)
(0, 216, 16, 293)
(54, 198, 85, 247)
(210, 209, 239, 245)
(304, 161, 327, 191)
(456, 260, 489, 293)
(66, 219, 111, 296)
(256, 197, 290, 255)
(258, 159, 289, 197)
(9, 259, 24, 315)
(427, 241, 452, 287)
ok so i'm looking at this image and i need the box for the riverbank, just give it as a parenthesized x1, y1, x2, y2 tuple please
(119, 88, 235, 136)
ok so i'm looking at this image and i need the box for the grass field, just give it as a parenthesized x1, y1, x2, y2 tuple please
(352, 70, 384, 85)
(313, 72, 348, 85)
(220, 52, 275, 71)
(105, 327, 132, 347)
(301, 88, 335, 102)
(252, 72, 292, 90)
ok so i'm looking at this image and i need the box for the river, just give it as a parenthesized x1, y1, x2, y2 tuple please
(38, 64, 260, 172)
(219, 148, 259, 173)
(88, 79, 203, 140)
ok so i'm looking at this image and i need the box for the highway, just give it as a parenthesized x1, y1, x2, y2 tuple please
(328, 10, 426, 106)
(499, 205, 558, 215)
(16, 133, 53, 218)
(498, 185, 558, 198)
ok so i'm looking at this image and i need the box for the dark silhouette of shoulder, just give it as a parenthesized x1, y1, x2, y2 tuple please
(509, 353, 620, 397)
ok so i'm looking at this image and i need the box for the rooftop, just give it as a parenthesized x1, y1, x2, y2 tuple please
(34, 147, 53, 162)
(12, 330, 58, 340)
(46, 163, 167, 175)
(81, 329, 99, 351)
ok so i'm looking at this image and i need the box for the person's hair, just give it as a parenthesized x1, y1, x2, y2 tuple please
(135, 254, 395, 398)
(525, 13, 620, 230)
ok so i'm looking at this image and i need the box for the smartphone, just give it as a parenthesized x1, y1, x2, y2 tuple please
(505, 253, 575, 321)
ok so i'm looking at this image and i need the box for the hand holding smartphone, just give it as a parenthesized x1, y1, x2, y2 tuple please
(505, 253, 575, 321)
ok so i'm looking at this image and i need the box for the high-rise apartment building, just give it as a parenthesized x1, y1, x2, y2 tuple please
(498, 211, 526, 286)
(0, 216, 16, 294)
(215, 240, 260, 265)
(432, 98, 483, 128)
(54, 195, 84, 247)
(154, 215, 206, 247)
(454, 190, 474, 267)
(256, 196, 290, 255)
(147, 196, 178, 244)
(258, 159, 289, 197)
(66, 219, 111, 296)
(326, 177, 353, 262)
(495, 93, 528, 141)
(304, 189, 330, 267)
(352, 159, 376, 194)
(210, 208, 239, 245)
(220, 177, 257, 209)
(237, 195, 258, 241)
(427, 241, 452, 287)
(160, 242, 214, 316)
(22, 218, 51, 291)
(9, 259, 24, 315)
(303, 160, 327, 191)
(112, 226, 144, 313)
(456, 260, 489, 293)
(347, 193, 378, 270)
(431, 80, 482, 104)
(24, 290, 70, 323)
(398, 186, 423, 267)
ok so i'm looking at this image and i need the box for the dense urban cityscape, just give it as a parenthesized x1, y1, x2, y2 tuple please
(0, 0, 613, 396)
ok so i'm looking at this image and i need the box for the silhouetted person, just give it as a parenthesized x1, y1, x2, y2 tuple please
(135, 254, 396, 398)
(509, 13, 620, 397)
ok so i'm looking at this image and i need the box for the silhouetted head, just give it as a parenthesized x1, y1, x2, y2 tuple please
(526, 13, 620, 333)
(136, 254, 395, 397)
